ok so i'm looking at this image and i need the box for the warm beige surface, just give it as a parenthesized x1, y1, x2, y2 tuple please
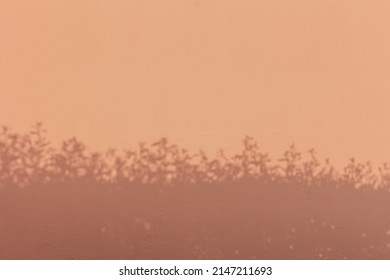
(1, 0, 390, 168)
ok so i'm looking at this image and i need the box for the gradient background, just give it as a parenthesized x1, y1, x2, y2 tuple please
(1, 0, 390, 169)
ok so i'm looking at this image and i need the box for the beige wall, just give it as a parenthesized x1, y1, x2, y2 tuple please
(1, 0, 390, 168)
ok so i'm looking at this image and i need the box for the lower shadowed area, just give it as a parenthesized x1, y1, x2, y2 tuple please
(0, 181, 389, 260)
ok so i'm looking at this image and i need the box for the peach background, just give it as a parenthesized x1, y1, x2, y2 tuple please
(1, 0, 390, 168)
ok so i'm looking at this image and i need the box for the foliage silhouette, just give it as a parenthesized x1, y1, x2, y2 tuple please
(0, 123, 389, 190)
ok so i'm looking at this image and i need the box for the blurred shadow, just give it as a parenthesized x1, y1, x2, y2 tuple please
(0, 124, 390, 259)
